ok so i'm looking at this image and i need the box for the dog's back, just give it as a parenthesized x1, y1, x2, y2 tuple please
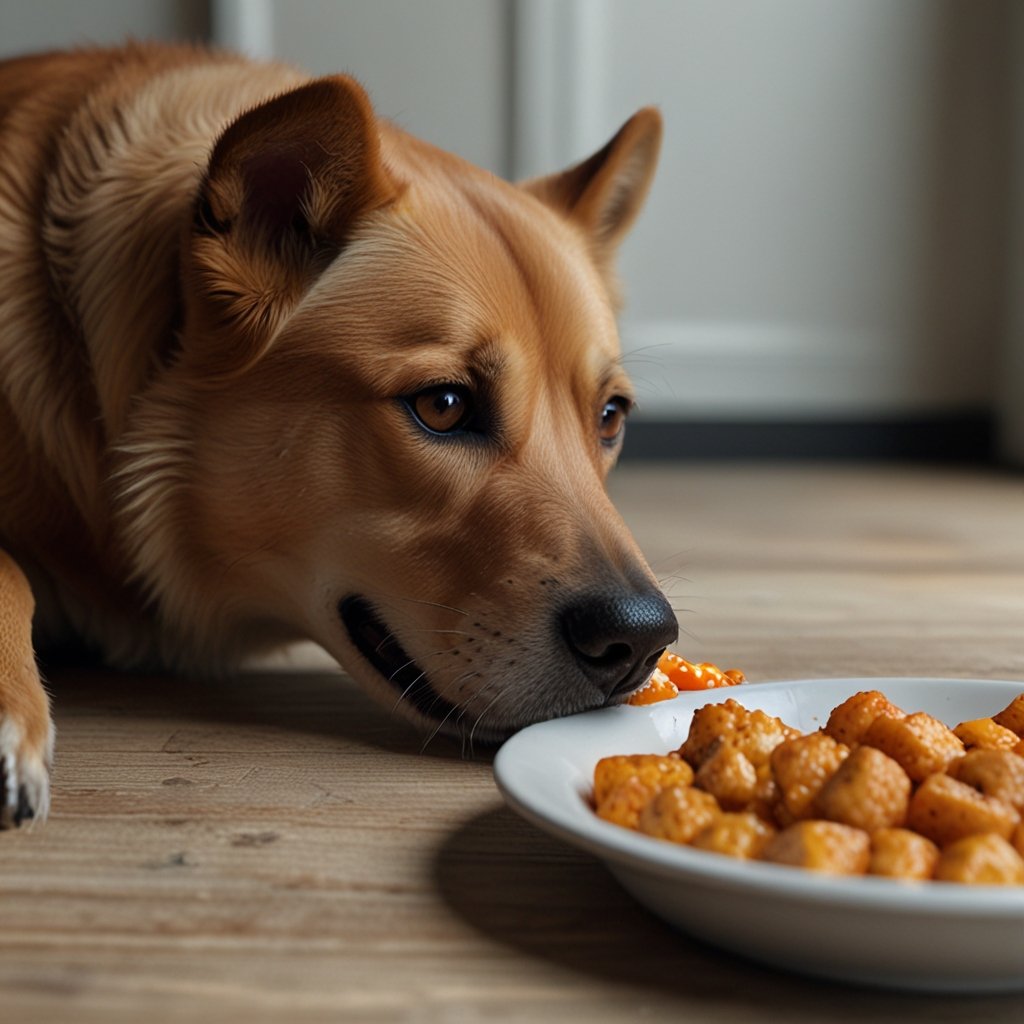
(0, 46, 308, 652)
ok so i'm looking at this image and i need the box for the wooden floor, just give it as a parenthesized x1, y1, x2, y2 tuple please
(4, 463, 1024, 1023)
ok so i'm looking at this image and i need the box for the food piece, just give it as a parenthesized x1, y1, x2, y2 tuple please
(690, 812, 776, 860)
(595, 777, 658, 830)
(637, 785, 720, 843)
(694, 744, 757, 810)
(658, 651, 745, 691)
(869, 827, 939, 880)
(824, 690, 906, 747)
(678, 699, 798, 770)
(761, 820, 870, 874)
(934, 833, 1024, 885)
(1013, 823, 1024, 858)
(993, 694, 1024, 736)
(626, 668, 678, 706)
(727, 711, 801, 769)
(677, 699, 751, 767)
(771, 732, 849, 823)
(949, 748, 1024, 813)
(862, 712, 964, 783)
(953, 717, 1020, 751)
(593, 753, 694, 807)
(814, 745, 911, 831)
(748, 763, 780, 822)
(626, 652, 746, 705)
(906, 773, 1020, 846)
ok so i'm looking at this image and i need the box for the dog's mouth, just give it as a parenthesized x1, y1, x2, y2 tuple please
(339, 595, 460, 723)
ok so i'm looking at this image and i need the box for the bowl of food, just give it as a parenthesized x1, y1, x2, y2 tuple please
(493, 671, 1024, 993)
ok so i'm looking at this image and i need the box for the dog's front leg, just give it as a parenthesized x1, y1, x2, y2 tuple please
(0, 548, 52, 827)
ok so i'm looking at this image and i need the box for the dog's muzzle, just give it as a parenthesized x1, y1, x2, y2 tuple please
(338, 595, 459, 721)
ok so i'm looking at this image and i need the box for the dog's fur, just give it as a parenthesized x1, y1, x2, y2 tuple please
(0, 43, 676, 827)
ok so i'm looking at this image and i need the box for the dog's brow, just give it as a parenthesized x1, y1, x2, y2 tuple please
(599, 359, 633, 397)
(470, 343, 508, 383)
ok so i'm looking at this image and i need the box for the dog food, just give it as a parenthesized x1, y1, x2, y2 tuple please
(627, 651, 745, 705)
(595, 689, 1024, 885)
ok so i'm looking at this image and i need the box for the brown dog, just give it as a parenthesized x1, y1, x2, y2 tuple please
(0, 43, 677, 827)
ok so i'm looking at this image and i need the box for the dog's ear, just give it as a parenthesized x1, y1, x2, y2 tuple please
(520, 107, 662, 284)
(183, 75, 397, 378)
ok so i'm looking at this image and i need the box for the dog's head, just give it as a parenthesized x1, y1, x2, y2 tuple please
(126, 75, 676, 741)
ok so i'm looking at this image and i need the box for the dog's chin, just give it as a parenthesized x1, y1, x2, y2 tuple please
(335, 595, 601, 745)
(338, 595, 462, 723)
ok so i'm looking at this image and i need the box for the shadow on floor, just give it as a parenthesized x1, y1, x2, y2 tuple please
(42, 663, 493, 764)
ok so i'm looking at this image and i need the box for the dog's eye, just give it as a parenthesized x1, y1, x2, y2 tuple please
(599, 397, 631, 445)
(408, 385, 475, 434)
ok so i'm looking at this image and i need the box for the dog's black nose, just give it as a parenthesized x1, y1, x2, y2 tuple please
(561, 589, 678, 701)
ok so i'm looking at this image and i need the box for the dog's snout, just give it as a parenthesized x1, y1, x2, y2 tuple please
(561, 589, 678, 701)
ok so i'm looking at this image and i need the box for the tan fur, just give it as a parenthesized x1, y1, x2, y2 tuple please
(0, 43, 667, 822)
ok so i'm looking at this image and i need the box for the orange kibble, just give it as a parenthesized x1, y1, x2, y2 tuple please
(679, 699, 797, 770)
(695, 744, 758, 811)
(1013, 823, 1024, 858)
(595, 777, 658, 830)
(824, 690, 906, 747)
(678, 699, 750, 767)
(690, 812, 776, 860)
(862, 712, 964, 783)
(593, 753, 694, 807)
(814, 745, 911, 832)
(907, 773, 1020, 847)
(954, 718, 1020, 752)
(761, 820, 870, 875)
(993, 694, 1024, 737)
(626, 668, 679, 706)
(657, 651, 745, 691)
(934, 833, 1024, 885)
(950, 749, 1024, 814)
(869, 828, 939, 880)
(638, 785, 720, 844)
(771, 732, 850, 823)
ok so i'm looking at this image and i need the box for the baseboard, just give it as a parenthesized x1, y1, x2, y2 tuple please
(619, 413, 996, 462)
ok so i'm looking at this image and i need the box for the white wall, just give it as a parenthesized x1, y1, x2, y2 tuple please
(0, 0, 206, 56)
(519, 0, 1010, 419)
(214, 0, 512, 177)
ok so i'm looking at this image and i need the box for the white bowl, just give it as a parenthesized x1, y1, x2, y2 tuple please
(493, 677, 1024, 993)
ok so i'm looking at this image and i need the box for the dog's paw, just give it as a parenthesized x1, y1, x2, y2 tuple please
(0, 714, 53, 829)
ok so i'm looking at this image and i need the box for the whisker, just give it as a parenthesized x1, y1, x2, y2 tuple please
(373, 627, 474, 656)
(468, 690, 506, 756)
(450, 674, 504, 759)
(390, 595, 470, 618)
(418, 670, 483, 754)
(620, 341, 674, 361)
(649, 549, 694, 573)
(387, 649, 452, 714)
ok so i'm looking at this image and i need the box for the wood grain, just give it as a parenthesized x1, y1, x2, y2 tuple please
(3, 464, 1023, 1022)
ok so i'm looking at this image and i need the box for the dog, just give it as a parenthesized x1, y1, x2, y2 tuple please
(0, 42, 677, 828)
